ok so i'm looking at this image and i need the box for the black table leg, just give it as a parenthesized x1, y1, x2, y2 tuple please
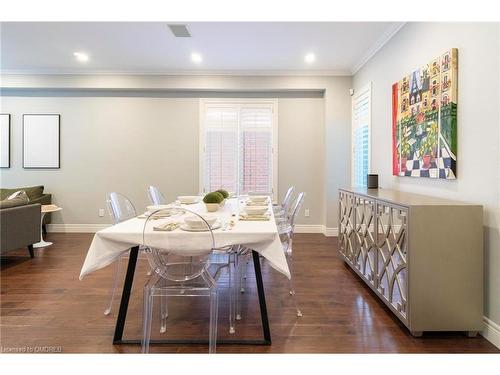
(112, 247, 271, 345)
(252, 250, 271, 344)
(113, 246, 139, 344)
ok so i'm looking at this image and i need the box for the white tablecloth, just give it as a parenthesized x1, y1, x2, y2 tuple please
(79, 198, 290, 280)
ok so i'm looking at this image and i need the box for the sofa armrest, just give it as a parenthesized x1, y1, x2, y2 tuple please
(0, 203, 41, 253)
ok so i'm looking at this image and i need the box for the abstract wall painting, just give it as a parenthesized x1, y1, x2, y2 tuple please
(392, 48, 457, 179)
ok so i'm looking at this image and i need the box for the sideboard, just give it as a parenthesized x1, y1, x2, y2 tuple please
(338, 188, 483, 336)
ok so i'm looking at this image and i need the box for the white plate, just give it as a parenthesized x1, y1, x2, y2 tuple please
(248, 195, 269, 202)
(142, 211, 175, 218)
(179, 222, 222, 232)
(244, 206, 269, 215)
(177, 195, 201, 204)
(146, 204, 172, 212)
(184, 214, 217, 228)
(246, 199, 269, 206)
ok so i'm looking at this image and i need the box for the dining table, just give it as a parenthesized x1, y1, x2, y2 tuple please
(79, 196, 290, 346)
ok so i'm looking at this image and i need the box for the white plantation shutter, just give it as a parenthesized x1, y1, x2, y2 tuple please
(201, 100, 277, 198)
(240, 106, 273, 195)
(351, 84, 371, 188)
(204, 107, 239, 193)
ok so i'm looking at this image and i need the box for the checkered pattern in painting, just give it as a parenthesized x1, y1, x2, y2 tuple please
(400, 147, 456, 179)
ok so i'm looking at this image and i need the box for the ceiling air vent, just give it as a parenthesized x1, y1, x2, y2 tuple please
(168, 24, 191, 38)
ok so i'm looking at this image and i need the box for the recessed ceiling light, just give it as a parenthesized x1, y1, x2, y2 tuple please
(73, 52, 89, 63)
(305, 53, 316, 63)
(191, 52, 203, 63)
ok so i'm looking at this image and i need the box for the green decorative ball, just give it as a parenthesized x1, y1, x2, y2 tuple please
(215, 189, 229, 199)
(203, 192, 224, 204)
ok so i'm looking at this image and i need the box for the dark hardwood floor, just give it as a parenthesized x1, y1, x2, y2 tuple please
(0, 233, 498, 353)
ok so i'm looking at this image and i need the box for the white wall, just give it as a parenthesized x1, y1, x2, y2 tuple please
(279, 98, 325, 226)
(1, 95, 325, 226)
(0, 96, 199, 224)
(353, 22, 500, 331)
(0, 94, 328, 228)
(1, 74, 351, 230)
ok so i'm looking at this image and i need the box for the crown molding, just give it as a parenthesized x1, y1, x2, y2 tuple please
(0, 68, 352, 77)
(351, 22, 406, 75)
(1, 23, 405, 78)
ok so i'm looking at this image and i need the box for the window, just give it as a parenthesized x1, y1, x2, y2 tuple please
(351, 84, 371, 188)
(199, 99, 278, 200)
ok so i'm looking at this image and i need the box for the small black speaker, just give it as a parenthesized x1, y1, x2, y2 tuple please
(367, 174, 378, 189)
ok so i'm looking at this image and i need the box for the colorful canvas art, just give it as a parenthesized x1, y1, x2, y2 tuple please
(392, 48, 458, 179)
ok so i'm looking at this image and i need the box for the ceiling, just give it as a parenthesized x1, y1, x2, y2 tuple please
(0, 22, 404, 75)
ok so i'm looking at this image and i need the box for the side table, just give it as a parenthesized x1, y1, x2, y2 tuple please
(33, 204, 62, 248)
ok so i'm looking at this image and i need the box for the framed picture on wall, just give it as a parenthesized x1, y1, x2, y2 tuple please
(23, 114, 60, 169)
(392, 48, 458, 179)
(1, 114, 11, 168)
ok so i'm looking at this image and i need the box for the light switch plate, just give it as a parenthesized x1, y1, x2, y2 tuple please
(98, 208, 105, 217)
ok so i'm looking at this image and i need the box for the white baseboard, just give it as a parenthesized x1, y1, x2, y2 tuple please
(292, 225, 338, 237)
(294, 224, 325, 234)
(482, 316, 500, 349)
(323, 227, 338, 237)
(47, 224, 110, 233)
(49, 223, 339, 237)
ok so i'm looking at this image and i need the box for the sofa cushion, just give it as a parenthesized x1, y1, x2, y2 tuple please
(0, 195, 30, 209)
(0, 185, 44, 200)
(7, 190, 30, 201)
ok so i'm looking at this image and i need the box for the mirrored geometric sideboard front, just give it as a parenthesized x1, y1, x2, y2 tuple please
(338, 188, 483, 337)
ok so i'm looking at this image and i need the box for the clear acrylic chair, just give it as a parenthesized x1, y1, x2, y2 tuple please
(234, 190, 299, 321)
(147, 187, 236, 335)
(103, 192, 138, 315)
(154, 241, 236, 335)
(141, 207, 218, 353)
(233, 191, 273, 320)
(211, 244, 241, 334)
(276, 192, 306, 317)
(273, 186, 295, 219)
(147, 185, 167, 206)
(239, 188, 295, 292)
(107, 192, 137, 224)
(234, 245, 251, 321)
(236, 192, 305, 320)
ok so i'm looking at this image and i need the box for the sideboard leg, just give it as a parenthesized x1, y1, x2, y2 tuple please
(410, 330, 423, 337)
(466, 331, 478, 338)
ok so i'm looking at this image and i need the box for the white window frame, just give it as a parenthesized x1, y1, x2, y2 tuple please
(199, 98, 278, 202)
(351, 83, 372, 187)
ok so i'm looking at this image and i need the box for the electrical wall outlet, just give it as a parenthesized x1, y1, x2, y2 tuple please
(304, 209, 310, 217)
(98, 208, 105, 217)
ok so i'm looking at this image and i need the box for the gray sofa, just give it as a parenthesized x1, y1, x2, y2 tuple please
(0, 185, 51, 234)
(0, 202, 41, 258)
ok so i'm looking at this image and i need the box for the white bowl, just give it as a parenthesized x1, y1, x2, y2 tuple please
(177, 195, 200, 204)
(244, 206, 268, 215)
(184, 214, 217, 229)
(248, 195, 268, 203)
